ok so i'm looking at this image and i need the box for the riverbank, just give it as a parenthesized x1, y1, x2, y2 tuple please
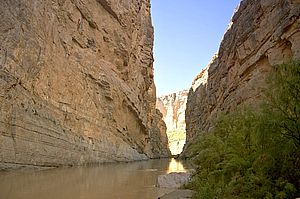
(159, 189, 194, 199)
(157, 171, 194, 199)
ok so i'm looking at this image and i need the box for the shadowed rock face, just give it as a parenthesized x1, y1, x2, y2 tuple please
(0, 0, 170, 169)
(184, 0, 300, 152)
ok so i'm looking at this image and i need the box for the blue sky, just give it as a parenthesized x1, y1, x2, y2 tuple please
(151, 0, 240, 96)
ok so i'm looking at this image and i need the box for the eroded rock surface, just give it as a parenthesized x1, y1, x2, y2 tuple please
(0, 0, 170, 169)
(157, 90, 188, 155)
(156, 90, 188, 132)
(184, 0, 300, 154)
(157, 172, 192, 188)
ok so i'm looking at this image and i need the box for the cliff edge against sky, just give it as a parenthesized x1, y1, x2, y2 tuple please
(0, 0, 170, 169)
(184, 0, 300, 154)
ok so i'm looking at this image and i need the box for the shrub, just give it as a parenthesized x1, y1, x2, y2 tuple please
(187, 61, 300, 198)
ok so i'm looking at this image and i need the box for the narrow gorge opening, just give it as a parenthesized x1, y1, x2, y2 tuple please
(156, 91, 188, 155)
(3, 0, 299, 198)
(151, 0, 240, 155)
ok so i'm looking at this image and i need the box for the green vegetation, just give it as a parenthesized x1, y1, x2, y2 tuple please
(186, 61, 300, 198)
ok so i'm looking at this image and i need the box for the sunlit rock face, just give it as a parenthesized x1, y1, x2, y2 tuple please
(183, 0, 300, 155)
(185, 66, 209, 145)
(0, 0, 170, 169)
(156, 90, 188, 155)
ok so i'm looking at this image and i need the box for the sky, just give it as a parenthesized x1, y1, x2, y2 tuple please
(151, 0, 241, 96)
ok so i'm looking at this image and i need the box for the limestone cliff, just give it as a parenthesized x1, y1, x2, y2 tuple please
(185, 67, 209, 144)
(156, 90, 188, 155)
(156, 90, 188, 132)
(0, 0, 170, 169)
(184, 0, 300, 152)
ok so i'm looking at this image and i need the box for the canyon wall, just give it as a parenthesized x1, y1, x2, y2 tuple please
(0, 0, 170, 169)
(184, 0, 300, 153)
(156, 90, 188, 132)
(156, 90, 188, 155)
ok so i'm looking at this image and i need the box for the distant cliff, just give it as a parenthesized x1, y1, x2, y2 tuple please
(183, 0, 300, 153)
(157, 90, 188, 155)
(0, 0, 170, 169)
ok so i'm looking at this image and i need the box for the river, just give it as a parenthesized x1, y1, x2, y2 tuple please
(0, 158, 192, 199)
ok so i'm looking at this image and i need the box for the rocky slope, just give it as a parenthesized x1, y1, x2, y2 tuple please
(0, 0, 170, 169)
(156, 90, 188, 155)
(184, 0, 300, 152)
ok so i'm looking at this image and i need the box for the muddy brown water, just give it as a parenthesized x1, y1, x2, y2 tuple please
(0, 158, 192, 199)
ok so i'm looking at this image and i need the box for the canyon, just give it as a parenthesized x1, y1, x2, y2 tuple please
(183, 0, 300, 155)
(0, 0, 170, 169)
(1, 0, 300, 198)
(156, 90, 188, 155)
(1, 0, 299, 174)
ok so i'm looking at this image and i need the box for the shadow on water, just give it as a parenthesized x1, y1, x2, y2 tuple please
(0, 158, 193, 199)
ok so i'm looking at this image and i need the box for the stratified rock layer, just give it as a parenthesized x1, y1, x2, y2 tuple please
(157, 90, 188, 155)
(184, 0, 300, 153)
(0, 0, 170, 169)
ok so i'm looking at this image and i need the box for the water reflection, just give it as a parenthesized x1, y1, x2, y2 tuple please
(0, 159, 192, 199)
(167, 158, 186, 173)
